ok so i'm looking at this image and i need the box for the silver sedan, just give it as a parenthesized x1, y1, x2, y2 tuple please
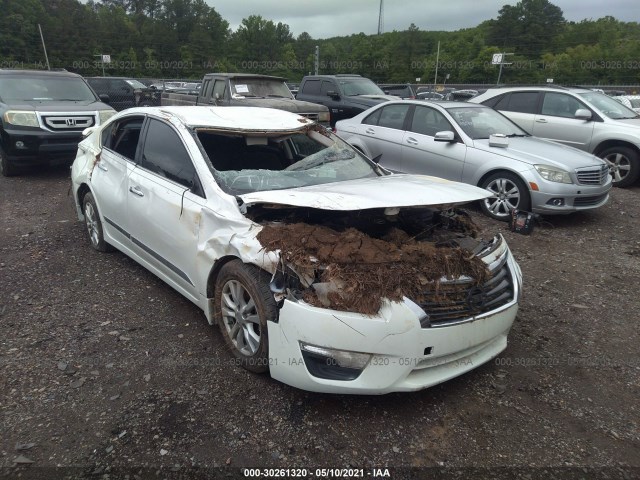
(336, 101, 612, 221)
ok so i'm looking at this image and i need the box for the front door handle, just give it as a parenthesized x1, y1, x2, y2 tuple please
(535, 118, 548, 123)
(97, 161, 108, 172)
(129, 186, 144, 197)
(406, 137, 419, 145)
(365, 128, 375, 135)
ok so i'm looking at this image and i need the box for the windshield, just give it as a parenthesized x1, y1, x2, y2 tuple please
(0, 76, 97, 102)
(339, 78, 385, 96)
(198, 128, 380, 195)
(229, 78, 293, 99)
(125, 79, 147, 89)
(447, 106, 528, 139)
(579, 92, 639, 119)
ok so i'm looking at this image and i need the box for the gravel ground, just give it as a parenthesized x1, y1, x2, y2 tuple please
(1, 166, 639, 479)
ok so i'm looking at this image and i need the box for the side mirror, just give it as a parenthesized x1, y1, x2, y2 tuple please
(326, 90, 340, 100)
(99, 94, 110, 104)
(575, 109, 592, 120)
(434, 131, 455, 142)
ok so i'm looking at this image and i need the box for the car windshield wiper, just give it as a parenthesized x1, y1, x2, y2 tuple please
(266, 94, 290, 98)
(506, 133, 530, 137)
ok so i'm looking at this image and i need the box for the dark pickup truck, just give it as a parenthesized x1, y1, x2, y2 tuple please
(0, 69, 116, 176)
(161, 73, 330, 126)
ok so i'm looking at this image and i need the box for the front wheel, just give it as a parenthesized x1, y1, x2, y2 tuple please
(82, 192, 114, 252)
(214, 260, 277, 373)
(480, 172, 531, 221)
(599, 146, 640, 188)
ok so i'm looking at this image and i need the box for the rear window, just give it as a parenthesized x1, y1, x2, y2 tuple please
(495, 92, 539, 114)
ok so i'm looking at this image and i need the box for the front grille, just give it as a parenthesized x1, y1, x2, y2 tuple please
(574, 194, 608, 207)
(41, 115, 96, 132)
(417, 254, 514, 327)
(576, 165, 609, 185)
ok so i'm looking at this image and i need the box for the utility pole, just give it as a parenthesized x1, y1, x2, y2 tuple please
(433, 41, 440, 89)
(38, 24, 50, 70)
(377, 0, 384, 35)
(314, 46, 319, 75)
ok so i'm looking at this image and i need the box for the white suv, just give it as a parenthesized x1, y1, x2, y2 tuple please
(471, 86, 640, 187)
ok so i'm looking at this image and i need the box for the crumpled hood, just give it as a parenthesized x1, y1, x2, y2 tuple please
(239, 173, 490, 211)
(472, 136, 605, 170)
(232, 97, 327, 114)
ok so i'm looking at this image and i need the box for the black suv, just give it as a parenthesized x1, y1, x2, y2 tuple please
(0, 69, 115, 176)
(85, 77, 160, 111)
(296, 74, 395, 126)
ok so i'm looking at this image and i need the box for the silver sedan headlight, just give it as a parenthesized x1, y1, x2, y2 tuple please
(534, 164, 572, 184)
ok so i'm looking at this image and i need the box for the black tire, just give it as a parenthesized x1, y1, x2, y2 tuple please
(599, 146, 640, 188)
(214, 260, 277, 373)
(82, 192, 114, 252)
(0, 146, 18, 177)
(479, 171, 531, 221)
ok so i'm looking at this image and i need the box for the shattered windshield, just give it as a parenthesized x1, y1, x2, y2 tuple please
(197, 127, 381, 194)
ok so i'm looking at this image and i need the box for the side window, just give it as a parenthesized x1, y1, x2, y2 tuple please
(377, 104, 411, 130)
(502, 92, 539, 114)
(104, 116, 144, 161)
(301, 80, 321, 95)
(141, 119, 199, 191)
(201, 79, 213, 98)
(362, 108, 382, 126)
(410, 106, 453, 137)
(212, 80, 226, 100)
(541, 93, 587, 118)
(481, 94, 505, 108)
(320, 81, 335, 96)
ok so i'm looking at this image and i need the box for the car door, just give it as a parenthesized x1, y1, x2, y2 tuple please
(90, 115, 145, 249)
(126, 117, 206, 302)
(531, 92, 595, 151)
(355, 104, 411, 171)
(401, 105, 467, 180)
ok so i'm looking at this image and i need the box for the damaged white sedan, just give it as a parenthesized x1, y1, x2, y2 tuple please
(71, 106, 522, 394)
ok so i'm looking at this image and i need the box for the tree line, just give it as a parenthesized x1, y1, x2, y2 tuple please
(1, 0, 639, 85)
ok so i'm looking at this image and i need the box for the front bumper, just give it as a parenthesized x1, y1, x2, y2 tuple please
(530, 181, 611, 214)
(267, 242, 521, 394)
(2, 127, 83, 166)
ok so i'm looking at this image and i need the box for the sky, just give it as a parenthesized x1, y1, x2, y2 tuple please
(207, 0, 640, 38)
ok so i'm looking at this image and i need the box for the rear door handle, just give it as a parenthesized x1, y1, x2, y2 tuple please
(129, 186, 144, 197)
(406, 137, 419, 145)
(535, 118, 548, 123)
(365, 128, 375, 135)
(97, 161, 108, 172)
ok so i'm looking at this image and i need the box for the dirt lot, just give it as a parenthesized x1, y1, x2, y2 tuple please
(1, 166, 639, 479)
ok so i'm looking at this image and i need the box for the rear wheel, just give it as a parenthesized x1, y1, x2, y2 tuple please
(0, 146, 18, 177)
(214, 260, 277, 373)
(599, 146, 640, 187)
(480, 171, 531, 221)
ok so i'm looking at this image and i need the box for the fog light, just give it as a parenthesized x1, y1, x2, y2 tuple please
(299, 342, 371, 381)
(15, 141, 25, 149)
(546, 198, 565, 206)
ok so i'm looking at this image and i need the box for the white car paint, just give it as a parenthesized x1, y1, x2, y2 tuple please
(71, 106, 522, 394)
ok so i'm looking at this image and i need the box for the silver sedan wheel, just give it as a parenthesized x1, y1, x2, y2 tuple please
(84, 201, 100, 247)
(603, 152, 631, 183)
(220, 280, 261, 356)
(483, 178, 521, 218)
